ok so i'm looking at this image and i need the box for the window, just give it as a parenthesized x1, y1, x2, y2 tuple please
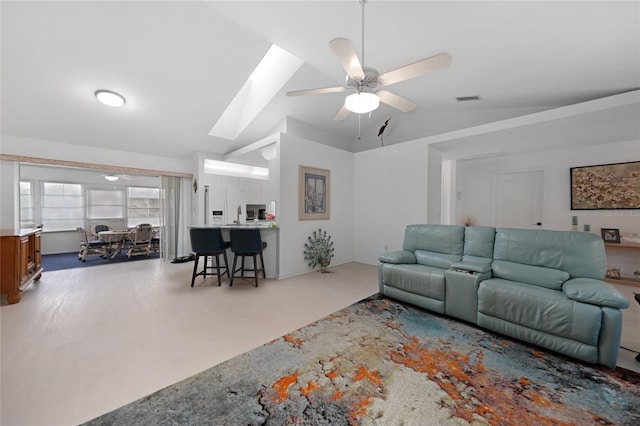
(127, 187, 160, 227)
(19, 181, 35, 227)
(88, 189, 124, 219)
(41, 182, 84, 231)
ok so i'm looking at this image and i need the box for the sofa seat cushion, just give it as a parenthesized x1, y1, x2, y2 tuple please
(478, 279, 601, 346)
(380, 263, 445, 301)
(378, 250, 417, 264)
(492, 260, 570, 290)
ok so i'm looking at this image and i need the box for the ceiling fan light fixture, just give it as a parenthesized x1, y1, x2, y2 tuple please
(104, 175, 119, 181)
(95, 90, 126, 107)
(345, 92, 380, 114)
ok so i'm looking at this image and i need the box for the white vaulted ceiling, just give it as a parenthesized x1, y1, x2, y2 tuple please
(2, 1, 639, 162)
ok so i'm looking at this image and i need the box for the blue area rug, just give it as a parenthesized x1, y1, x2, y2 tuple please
(85, 294, 640, 425)
(42, 251, 160, 271)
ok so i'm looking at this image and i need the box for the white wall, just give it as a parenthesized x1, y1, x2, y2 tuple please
(456, 139, 640, 233)
(283, 117, 348, 151)
(427, 145, 443, 223)
(353, 139, 432, 265)
(1, 135, 192, 174)
(278, 133, 354, 278)
(456, 138, 640, 277)
(0, 160, 20, 231)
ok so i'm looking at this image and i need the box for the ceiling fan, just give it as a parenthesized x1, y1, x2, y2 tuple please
(286, 0, 452, 121)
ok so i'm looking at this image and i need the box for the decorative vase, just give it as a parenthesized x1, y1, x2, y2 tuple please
(571, 216, 578, 231)
(319, 257, 331, 273)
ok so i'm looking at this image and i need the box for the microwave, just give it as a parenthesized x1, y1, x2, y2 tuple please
(246, 204, 266, 220)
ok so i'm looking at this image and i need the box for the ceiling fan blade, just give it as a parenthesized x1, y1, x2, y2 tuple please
(376, 90, 416, 112)
(378, 52, 452, 86)
(330, 38, 365, 81)
(333, 105, 350, 121)
(286, 86, 346, 97)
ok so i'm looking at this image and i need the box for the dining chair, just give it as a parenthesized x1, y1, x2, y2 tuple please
(91, 224, 110, 234)
(150, 227, 160, 252)
(76, 227, 108, 261)
(126, 224, 154, 258)
(229, 228, 267, 287)
(189, 227, 230, 287)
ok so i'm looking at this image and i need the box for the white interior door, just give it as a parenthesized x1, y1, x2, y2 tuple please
(493, 170, 544, 228)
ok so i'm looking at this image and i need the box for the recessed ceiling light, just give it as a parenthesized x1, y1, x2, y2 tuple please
(104, 175, 119, 181)
(95, 90, 126, 107)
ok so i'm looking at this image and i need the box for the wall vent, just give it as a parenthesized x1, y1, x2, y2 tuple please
(456, 96, 481, 102)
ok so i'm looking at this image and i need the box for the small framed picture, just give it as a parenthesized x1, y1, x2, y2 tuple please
(600, 228, 620, 243)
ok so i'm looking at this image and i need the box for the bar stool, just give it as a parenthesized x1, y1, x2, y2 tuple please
(189, 228, 230, 287)
(229, 228, 267, 287)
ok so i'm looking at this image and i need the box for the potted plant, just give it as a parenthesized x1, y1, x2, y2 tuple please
(303, 228, 335, 273)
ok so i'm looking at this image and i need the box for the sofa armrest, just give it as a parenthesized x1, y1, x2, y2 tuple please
(378, 250, 416, 264)
(598, 307, 624, 369)
(450, 261, 491, 274)
(562, 278, 630, 309)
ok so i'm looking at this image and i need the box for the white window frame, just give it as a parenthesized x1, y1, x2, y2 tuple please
(19, 180, 35, 228)
(41, 182, 84, 231)
(127, 187, 160, 227)
(87, 188, 125, 220)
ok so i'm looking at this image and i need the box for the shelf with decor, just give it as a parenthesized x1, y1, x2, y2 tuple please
(603, 241, 640, 288)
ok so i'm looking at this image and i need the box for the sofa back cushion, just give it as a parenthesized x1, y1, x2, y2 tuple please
(403, 225, 464, 268)
(463, 226, 495, 264)
(493, 228, 605, 279)
(403, 224, 465, 253)
(492, 260, 570, 290)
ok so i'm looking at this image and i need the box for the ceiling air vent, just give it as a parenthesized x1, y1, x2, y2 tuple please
(456, 96, 481, 102)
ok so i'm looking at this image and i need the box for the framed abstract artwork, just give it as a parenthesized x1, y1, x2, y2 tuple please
(299, 165, 330, 220)
(570, 161, 640, 210)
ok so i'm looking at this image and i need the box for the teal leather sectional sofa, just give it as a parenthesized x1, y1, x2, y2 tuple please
(378, 224, 629, 368)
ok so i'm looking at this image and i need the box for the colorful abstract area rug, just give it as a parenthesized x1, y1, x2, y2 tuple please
(86, 295, 640, 425)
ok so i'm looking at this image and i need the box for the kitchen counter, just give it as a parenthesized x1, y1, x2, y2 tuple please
(192, 223, 278, 229)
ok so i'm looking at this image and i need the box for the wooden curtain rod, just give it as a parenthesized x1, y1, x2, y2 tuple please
(0, 154, 192, 179)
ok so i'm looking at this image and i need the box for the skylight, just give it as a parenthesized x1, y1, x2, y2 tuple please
(209, 44, 304, 140)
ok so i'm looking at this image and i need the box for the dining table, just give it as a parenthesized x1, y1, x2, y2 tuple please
(99, 230, 131, 259)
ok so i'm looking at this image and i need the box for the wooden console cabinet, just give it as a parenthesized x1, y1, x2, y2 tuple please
(1, 228, 43, 304)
